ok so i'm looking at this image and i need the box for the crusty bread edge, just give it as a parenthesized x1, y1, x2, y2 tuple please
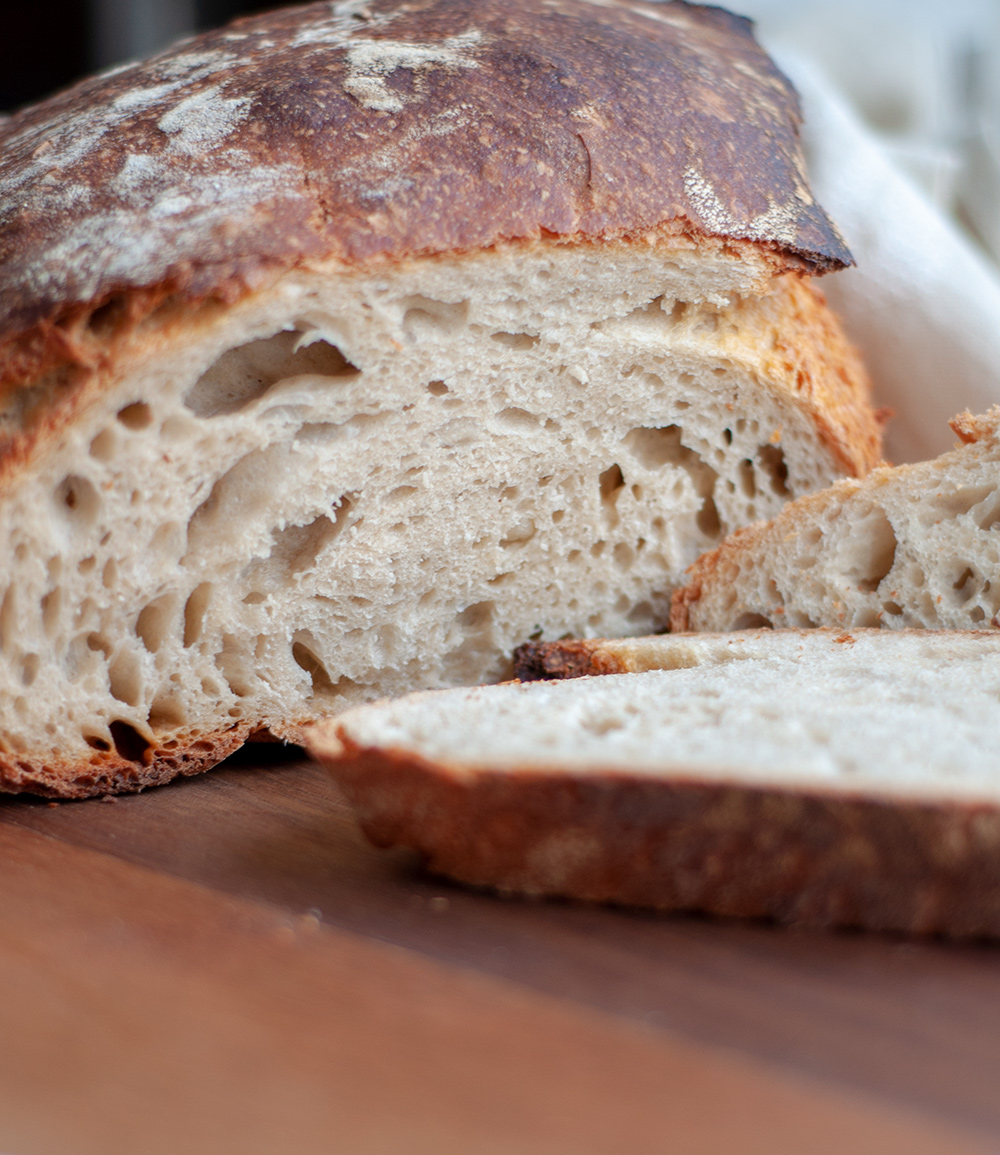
(312, 732, 1000, 937)
(0, 723, 256, 798)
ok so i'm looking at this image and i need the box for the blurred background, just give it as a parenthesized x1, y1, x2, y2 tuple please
(3, 0, 1000, 265)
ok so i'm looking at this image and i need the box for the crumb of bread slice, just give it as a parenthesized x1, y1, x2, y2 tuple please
(670, 408, 1000, 634)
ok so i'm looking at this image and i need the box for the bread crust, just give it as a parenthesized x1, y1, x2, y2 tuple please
(0, 723, 251, 798)
(322, 737, 1000, 937)
(0, 0, 850, 398)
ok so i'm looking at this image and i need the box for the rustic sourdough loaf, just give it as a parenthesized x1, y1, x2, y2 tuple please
(310, 629, 1000, 937)
(0, 0, 879, 796)
(671, 408, 1000, 633)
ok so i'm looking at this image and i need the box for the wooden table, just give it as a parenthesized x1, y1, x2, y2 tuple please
(1, 750, 998, 1154)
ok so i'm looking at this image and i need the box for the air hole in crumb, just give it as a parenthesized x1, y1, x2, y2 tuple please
(108, 651, 142, 706)
(599, 465, 625, 527)
(87, 295, 127, 336)
(977, 500, 1000, 532)
(970, 605, 987, 622)
(953, 567, 975, 594)
(500, 519, 536, 548)
(148, 696, 186, 731)
(109, 720, 151, 763)
(117, 402, 153, 430)
(850, 508, 897, 593)
(85, 734, 111, 752)
(136, 595, 176, 653)
(613, 543, 634, 571)
(696, 495, 721, 537)
(292, 633, 341, 701)
(244, 511, 349, 595)
(427, 380, 449, 396)
(21, 653, 39, 686)
(758, 444, 790, 497)
(215, 634, 253, 697)
(738, 459, 756, 499)
(733, 613, 774, 630)
(55, 475, 100, 525)
(882, 601, 904, 617)
(626, 600, 653, 625)
(41, 589, 61, 637)
(186, 331, 359, 418)
(387, 485, 419, 504)
(552, 509, 565, 524)
(442, 601, 498, 682)
(497, 407, 538, 432)
(89, 428, 117, 461)
(583, 714, 626, 736)
(183, 583, 212, 646)
(490, 331, 538, 351)
(723, 428, 733, 446)
(401, 296, 469, 338)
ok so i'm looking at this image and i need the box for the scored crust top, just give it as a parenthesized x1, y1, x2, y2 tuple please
(0, 0, 851, 390)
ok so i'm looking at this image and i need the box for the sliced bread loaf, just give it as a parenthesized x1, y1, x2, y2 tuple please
(670, 409, 1000, 634)
(0, 0, 879, 796)
(309, 629, 1000, 937)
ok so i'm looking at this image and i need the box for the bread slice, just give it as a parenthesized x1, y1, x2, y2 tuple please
(309, 629, 1000, 937)
(671, 408, 1000, 633)
(0, 0, 880, 796)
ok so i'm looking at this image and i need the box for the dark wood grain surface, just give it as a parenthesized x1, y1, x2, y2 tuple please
(1, 751, 999, 1153)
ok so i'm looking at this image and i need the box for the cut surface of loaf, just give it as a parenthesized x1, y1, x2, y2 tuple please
(671, 408, 1000, 633)
(0, 0, 880, 796)
(309, 630, 1000, 937)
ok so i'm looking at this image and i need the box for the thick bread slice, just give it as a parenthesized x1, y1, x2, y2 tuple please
(309, 630, 1000, 937)
(0, 0, 880, 796)
(671, 408, 1000, 633)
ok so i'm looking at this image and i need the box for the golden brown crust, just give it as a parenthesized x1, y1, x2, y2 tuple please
(0, 0, 850, 398)
(705, 275, 879, 476)
(0, 722, 254, 798)
(668, 523, 767, 632)
(321, 737, 1000, 937)
(949, 406, 1000, 445)
(513, 639, 627, 680)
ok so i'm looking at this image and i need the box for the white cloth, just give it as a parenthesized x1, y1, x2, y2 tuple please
(780, 58, 1000, 464)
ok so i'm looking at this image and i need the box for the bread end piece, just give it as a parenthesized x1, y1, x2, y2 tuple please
(669, 405, 1000, 634)
(513, 640, 628, 681)
(313, 733, 1000, 938)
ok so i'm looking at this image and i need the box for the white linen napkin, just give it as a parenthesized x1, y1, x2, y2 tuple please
(779, 58, 1000, 465)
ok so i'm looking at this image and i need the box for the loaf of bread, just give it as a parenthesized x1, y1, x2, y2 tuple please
(671, 408, 1000, 633)
(309, 629, 1000, 937)
(0, 0, 880, 796)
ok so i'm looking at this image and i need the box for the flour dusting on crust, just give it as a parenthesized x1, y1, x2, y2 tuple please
(343, 32, 483, 112)
(684, 166, 801, 246)
(0, 0, 854, 352)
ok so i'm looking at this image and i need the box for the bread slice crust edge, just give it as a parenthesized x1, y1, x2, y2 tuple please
(319, 735, 1000, 938)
